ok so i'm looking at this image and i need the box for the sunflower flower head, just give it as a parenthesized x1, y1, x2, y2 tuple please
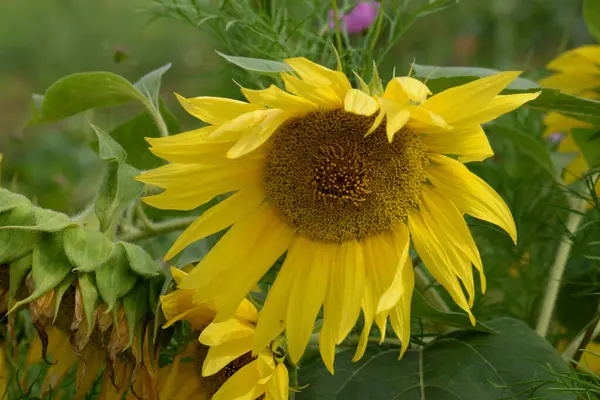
(539, 45, 600, 184)
(140, 57, 540, 372)
(160, 267, 289, 400)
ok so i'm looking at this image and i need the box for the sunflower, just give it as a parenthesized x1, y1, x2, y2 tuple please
(139, 57, 539, 371)
(161, 267, 289, 400)
(539, 45, 600, 184)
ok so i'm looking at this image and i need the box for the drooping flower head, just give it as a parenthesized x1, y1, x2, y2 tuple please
(539, 45, 600, 184)
(328, 1, 381, 34)
(139, 57, 539, 372)
(161, 267, 289, 400)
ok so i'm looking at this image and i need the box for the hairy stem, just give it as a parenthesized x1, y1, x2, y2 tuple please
(535, 196, 588, 337)
(413, 263, 451, 313)
(117, 216, 197, 243)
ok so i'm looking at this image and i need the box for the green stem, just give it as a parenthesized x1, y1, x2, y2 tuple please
(117, 216, 197, 242)
(535, 195, 588, 337)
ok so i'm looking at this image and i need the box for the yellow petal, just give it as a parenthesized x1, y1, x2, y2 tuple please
(209, 210, 295, 323)
(141, 167, 260, 211)
(422, 125, 494, 163)
(208, 110, 268, 142)
(379, 98, 409, 142)
(282, 73, 342, 109)
(421, 186, 486, 293)
(242, 85, 318, 113)
(352, 283, 374, 362)
(427, 154, 517, 243)
(546, 45, 600, 73)
(406, 105, 450, 132)
(165, 186, 265, 260)
(454, 92, 540, 126)
(160, 290, 216, 329)
(227, 109, 291, 158)
(286, 241, 332, 364)
(170, 266, 187, 285)
(146, 125, 217, 147)
(235, 299, 259, 324)
(334, 240, 365, 343)
(377, 223, 411, 314)
(344, 89, 379, 116)
(384, 77, 431, 104)
(364, 102, 386, 136)
(388, 257, 414, 357)
(265, 363, 289, 400)
(199, 318, 256, 346)
(252, 236, 310, 354)
(202, 336, 254, 376)
(318, 319, 337, 374)
(543, 112, 591, 137)
(41, 329, 79, 394)
(210, 360, 262, 400)
(257, 350, 276, 384)
(148, 141, 236, 164)
(175, 93, 263, 125)
(284, 57, 352, 99)
(419, 193, 476, 306)
(408, 210, 475, 325)
(539, 72, 600, 95)
(422, 71, 521, 124)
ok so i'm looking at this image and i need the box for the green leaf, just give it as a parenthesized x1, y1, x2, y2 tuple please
(0, 205, 39, 264)
(12, 233, 74, 309)
(121, 242, 161, 278)
(413, 65, 600, 123)
(411, 290, 493, 333)
(9, 254, 32, 300)
(92, 123, 128, 163)
(134, 64, 172, 110)
(488, 125, 555, 176)
(216, 50, 293, 76)
(572, 127, 600, 169)
(109, 100, 179, 170)
(1, 208, 75, 232)
(77, 272, 100, 338)
(0, 188, 31, 213)
(63, 226, 114, 272)
(33, 72, 147, 124)
(123, 281, 150, 348)
(298, 318, 573, 400)
(95, 243, 138, 311)
(584, 0, 600, 43)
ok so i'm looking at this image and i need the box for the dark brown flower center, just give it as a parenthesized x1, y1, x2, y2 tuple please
(263, 109, 429, 242)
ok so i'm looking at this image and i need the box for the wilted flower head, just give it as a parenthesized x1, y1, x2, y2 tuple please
(328, 1, 380, 34)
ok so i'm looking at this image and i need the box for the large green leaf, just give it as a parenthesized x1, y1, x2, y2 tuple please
(298, 318, 573, 400)
(0, 205, 39, 264)
(32, 72, 147, 124)
(95, 244, 138, 311)
(413, 65, 600, 123)
(63, 226, 114, 272)
(584, 0, 600, 44)
(0, 188, 31, 213)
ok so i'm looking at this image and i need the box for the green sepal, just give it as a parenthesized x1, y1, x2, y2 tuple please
(123, 281, 150, 349)
(78, 272, 100, 339)
(63, 226, 114, 272)
(10, 232, 74, 311)
(8, 254, 32, 300)
(52, 273, 77, 324)
(121, 242, 161, 278)
(95, 243, 138, 312)
(368, 62, 384, 96)
(0, 205, 39, 264)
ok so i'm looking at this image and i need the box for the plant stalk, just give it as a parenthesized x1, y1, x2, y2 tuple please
(535, 196, 588, 337)
(414, 264, 451, 313)
(118, 216, 197, 242)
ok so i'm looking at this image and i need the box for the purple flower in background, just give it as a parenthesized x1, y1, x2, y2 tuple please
(328, 1, 381, 35)
(547, 132, 565, 144)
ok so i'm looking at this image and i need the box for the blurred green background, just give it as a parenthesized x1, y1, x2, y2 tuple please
(0, 0, 592, 213)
